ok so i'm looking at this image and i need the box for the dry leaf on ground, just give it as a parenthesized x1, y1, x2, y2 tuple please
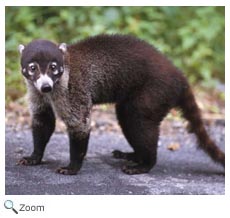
(167, 142, 181, 151)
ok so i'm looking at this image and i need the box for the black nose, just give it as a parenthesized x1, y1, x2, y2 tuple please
(41, 84, 52, 93)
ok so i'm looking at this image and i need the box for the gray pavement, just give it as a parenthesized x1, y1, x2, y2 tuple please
(5, 122, 225, 195)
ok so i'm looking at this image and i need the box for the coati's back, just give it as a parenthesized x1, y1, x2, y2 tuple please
(67, 34, 224, 167)
(67, 34, 184, 104)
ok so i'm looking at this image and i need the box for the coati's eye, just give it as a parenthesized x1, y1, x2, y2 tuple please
(28, 63, 36, 75)
(50, 62, 57, 71)
(30, 65, 36, 71)
(50, 62, 60, 76)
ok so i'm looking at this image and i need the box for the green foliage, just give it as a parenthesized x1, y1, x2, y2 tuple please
(6, 6, 224, 101)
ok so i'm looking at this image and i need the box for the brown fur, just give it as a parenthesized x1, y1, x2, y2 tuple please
(180, 87, 225, 166)
(18, 34, 224, 175)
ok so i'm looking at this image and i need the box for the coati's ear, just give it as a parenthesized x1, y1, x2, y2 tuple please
(18, 44, 25, 54)
(59, 43, 67, 54)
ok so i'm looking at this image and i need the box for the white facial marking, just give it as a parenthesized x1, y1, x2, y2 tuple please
(59, 67, 69, 89)
(34, 74, 54, 92)
(53, 70, 59, 75)
(22, 68, 26, 73)
(59, 43, 67, 53)
(18, 44, 25, 54)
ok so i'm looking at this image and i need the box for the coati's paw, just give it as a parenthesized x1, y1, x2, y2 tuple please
(17, 156, 41, 165)
(56, 166, 79, 175)
(112, 150, 136, 161)
(121, 164, 151, 175)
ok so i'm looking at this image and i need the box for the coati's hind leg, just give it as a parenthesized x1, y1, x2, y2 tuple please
(114, 101, 163, 175)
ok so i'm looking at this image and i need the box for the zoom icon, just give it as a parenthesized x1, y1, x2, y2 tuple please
(4, 200, 18, 214)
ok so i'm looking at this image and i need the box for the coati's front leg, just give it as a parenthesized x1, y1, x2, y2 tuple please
(18, 105, 55, 165)
(56, 102, 92, 175)
(56, 130, 90, 175)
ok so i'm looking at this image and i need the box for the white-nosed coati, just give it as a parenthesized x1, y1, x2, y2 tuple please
(17, 34, 225, 175)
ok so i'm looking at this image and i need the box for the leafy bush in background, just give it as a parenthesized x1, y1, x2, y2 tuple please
(5, 6, 224, 102)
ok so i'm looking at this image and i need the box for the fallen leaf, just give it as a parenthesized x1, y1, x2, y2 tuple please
(167, 143, 180, 151)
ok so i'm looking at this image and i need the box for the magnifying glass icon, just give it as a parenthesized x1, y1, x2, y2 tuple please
(4, 200, 18, 214)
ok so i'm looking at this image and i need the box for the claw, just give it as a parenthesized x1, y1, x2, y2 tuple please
(17, 156, 41, 165)
(56, 167, 79, 175)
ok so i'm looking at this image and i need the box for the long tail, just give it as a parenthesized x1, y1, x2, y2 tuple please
(179, 86, 225, 167)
